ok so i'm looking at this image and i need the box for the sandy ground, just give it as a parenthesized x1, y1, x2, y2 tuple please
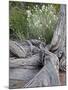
(59, 71, 66, 86)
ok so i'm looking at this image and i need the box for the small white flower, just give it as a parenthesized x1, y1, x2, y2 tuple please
(27, 10, 31, 17)
(49, 20, 51, 24)
(39, 37, 40, 39)
(54, 15, 55, 17)
(46, 24, 48, 27)
(54, 15, 56, 20)
(42, 5, 45, 10)
(36, 5, 38, 8)
(39, 23, 42, 27)
(40, 9, 42, 12)
(50, 11, 53, 14)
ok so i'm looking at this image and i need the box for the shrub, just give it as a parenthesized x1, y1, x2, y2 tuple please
(9, 6, 28, 41)
(9, 2, 59, 44)
(27, 4, 58, 43)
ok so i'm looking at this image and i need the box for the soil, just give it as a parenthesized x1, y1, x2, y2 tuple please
(59, 71, 66, 86)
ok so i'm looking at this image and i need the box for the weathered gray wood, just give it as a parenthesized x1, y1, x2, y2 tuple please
(59, 57, 66, 71)
(9, 39, 60, 87)
(9, 54, 41, 81)
(30, 39, 42, 46)
(9, 68, 40, 81)
(9, 43, 60, 87)
(30, 39, 46, 48)
(50, 5, 66, 71)
(9, 40, 32, 58)
(24, 55, 60, 88)
(50, 5, 66, 51)
(9, 54, 40, 68)
(44, 49, 59, 71)
(23, 50, 60, 88)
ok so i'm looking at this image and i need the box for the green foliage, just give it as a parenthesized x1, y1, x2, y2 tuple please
(53, 4, 60, 13)
(10, 6, 28, 41)
(9, 2, 60, 43)
(27, 4, 58, 43)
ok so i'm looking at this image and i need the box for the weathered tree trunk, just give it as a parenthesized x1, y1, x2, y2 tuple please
(9, 40, 41, 58)
(9, 40, 32, 58)
(9, 40, 60, 88)
(50, 5, 66, 71)
(9, 49, 60, 88)
(24, 50, 60, 88)
(9, 54, 40, 68)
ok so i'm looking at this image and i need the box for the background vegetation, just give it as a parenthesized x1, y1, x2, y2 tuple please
(9, 1, 60, 44)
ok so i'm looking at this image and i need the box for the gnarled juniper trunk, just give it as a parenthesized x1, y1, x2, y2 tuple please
(24, 50, 60, 88)
(50, 5, 66, 71)
(9, 39, 60, 88)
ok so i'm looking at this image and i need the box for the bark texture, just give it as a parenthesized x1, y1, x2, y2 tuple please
(50, 5, 66, 71)
(9, 39, 60, 88)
